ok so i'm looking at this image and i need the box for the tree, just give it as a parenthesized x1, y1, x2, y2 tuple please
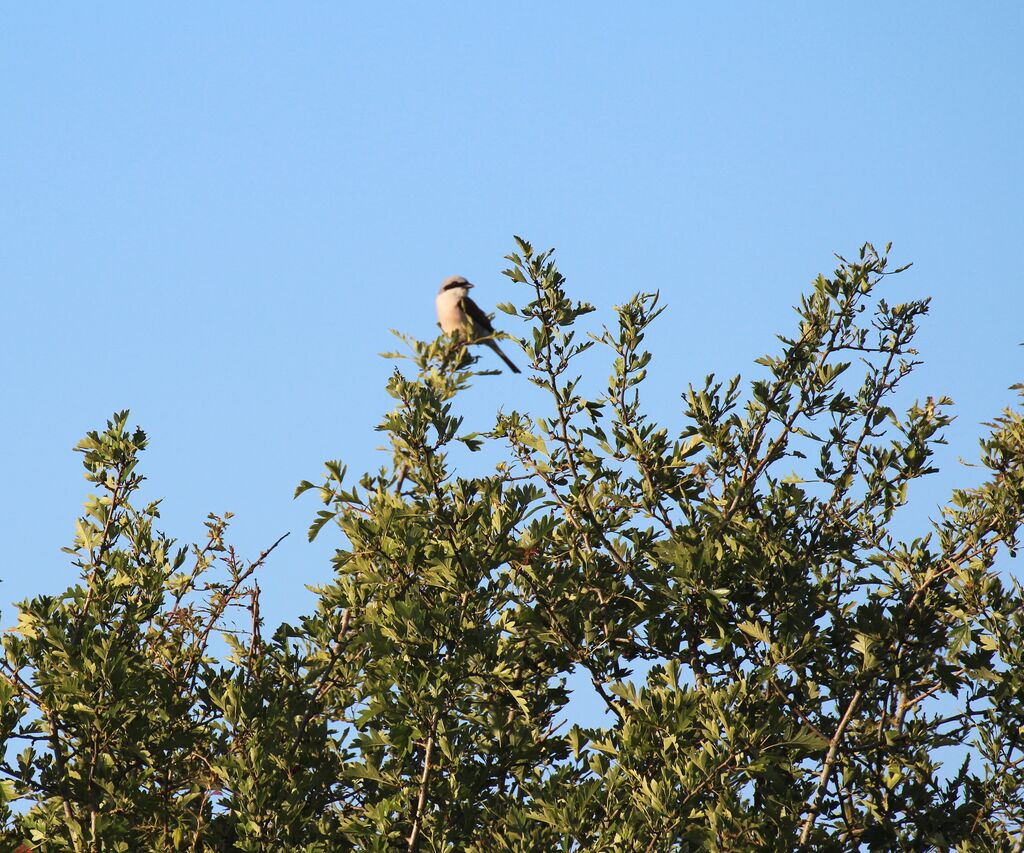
(1, 238, 1022, 850)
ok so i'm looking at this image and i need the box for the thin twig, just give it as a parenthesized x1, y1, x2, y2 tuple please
(183, 532, 289, 686)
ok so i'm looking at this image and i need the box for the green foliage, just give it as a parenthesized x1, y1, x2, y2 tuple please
(2, 239, 1023, 850)
(0, 415, 334, 850)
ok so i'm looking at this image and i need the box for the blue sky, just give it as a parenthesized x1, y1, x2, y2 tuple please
(3, 6, 1022, 721)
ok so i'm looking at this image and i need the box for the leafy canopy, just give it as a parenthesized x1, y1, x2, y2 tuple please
(1, 238, 1023, 851)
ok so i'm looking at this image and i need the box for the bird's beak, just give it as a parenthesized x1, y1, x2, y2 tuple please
(465, 283, 474, 289)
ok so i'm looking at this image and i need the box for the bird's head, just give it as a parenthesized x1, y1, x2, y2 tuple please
(439, 275, 473, 295)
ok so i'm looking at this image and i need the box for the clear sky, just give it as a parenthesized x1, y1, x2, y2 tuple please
(3, 6, 1022, 722)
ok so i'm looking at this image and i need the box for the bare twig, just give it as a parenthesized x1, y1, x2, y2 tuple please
(247, 582, 262, 677)
(183, 532, 289, 686)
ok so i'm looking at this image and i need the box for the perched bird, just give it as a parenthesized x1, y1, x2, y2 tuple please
(435, 275, 521, 373)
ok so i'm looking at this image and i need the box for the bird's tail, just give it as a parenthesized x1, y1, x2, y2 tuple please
(487, 340, 521, 374)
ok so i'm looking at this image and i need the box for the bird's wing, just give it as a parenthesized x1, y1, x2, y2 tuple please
(460, 295, 496, 335)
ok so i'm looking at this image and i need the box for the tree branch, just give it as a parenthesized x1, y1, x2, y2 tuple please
(407, 728, 436, 853)
(799, 688, 863, 847)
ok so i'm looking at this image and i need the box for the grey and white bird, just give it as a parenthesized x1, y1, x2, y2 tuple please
(435, 275, 521, 373)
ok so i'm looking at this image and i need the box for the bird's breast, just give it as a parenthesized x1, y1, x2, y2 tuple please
(436, 290, 467, 334)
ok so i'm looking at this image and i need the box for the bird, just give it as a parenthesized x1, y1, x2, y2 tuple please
(435, 275, 521, 373)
